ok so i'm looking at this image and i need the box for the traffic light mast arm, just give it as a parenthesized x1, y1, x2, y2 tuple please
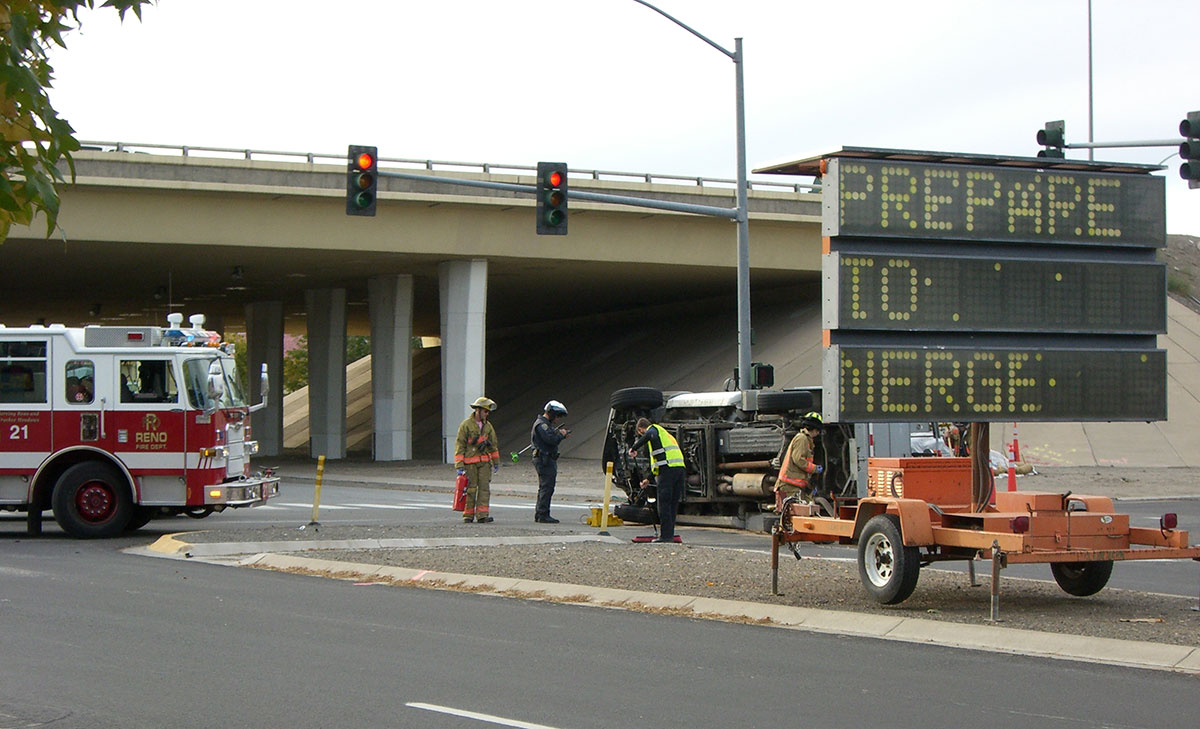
(375, 169, 740, 220)
(1064, 138, 1182, 150)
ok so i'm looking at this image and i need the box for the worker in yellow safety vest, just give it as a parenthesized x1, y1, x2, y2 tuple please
(455, 396, 500, 523)
(776, 411, 824, 508)
(628, 417, 687, 542)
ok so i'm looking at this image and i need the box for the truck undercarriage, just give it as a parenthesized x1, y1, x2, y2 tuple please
(602, 387, 856, 531)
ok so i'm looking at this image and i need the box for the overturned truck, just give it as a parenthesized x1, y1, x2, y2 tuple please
(602, 386, 857, 531)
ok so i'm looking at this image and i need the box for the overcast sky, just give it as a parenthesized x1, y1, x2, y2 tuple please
(48, 0, 1198, 235)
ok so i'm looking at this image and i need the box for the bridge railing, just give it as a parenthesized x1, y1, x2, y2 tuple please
(77, 140, 819, 193)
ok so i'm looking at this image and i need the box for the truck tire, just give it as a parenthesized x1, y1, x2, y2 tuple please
(1050, 561, 1113, 596)
(51, 462, 132, 538)
(614, 503, 657, 525)
(609, 387, 663, 410)
(857, 514, 920, 604)
(125, 507, 156, 531)
(755, 390, 814, 413)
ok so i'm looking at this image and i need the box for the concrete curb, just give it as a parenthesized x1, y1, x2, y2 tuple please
(239, 551, 1200, 676)
(147, 533, 622, 558)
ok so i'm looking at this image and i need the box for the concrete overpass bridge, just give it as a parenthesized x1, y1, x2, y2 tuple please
(1, 143, 823, 462)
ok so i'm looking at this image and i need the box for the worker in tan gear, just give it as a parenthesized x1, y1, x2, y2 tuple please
(455, 396, 500, 523)
(775, 411, 824, 508)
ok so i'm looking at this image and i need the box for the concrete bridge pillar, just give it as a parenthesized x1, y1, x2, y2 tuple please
(306, 287, 347, 459)
(439, 259, 488, 464)
(368, 274, 414, 461)
(244, 301, 284, 457)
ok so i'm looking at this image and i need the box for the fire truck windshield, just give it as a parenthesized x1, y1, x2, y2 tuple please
(183, 356, 247, 410)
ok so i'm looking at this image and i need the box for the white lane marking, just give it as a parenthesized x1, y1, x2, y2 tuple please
(274, 502, 358, 510)
(407, 702, 563, 729)
(0, 566, 46, 577)
(399, 500, 591, 510)
(341, 503, 422, 510)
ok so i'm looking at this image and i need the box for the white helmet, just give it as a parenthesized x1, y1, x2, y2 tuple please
(544, 399, 568, 416)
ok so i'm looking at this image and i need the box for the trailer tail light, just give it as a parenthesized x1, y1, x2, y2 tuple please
(1009, 516, 1030, 534)
(1161, 513, 1178, 530)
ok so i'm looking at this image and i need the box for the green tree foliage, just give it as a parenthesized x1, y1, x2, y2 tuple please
(283, 339, 308, 395)
(1, 1, 150, 241)
(226, 332, 248, 388)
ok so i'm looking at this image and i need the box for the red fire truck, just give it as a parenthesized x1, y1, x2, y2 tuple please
(0, 313, 279, 538)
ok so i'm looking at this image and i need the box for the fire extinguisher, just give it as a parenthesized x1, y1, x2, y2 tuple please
(452, 470, 468, 512)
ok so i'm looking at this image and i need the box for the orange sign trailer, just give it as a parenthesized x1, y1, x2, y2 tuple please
(771, 457, 1200, 618)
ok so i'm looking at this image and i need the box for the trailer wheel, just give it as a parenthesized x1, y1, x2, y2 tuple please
(857, 514, 920, 604)
(51, 462, 132, 538)
(609, 387, 663, 410)
(1050, 561, 1113, 597)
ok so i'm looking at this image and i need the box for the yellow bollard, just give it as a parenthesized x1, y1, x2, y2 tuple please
(310, 455, 325, 526)
(598, 461, 623, 533)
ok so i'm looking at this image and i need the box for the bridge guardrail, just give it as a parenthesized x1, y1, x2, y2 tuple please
(76, 140, 819, 194)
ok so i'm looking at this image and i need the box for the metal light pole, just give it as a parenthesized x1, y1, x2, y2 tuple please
(632, 1, 752, 388)
(1087, 0, 1095, 161)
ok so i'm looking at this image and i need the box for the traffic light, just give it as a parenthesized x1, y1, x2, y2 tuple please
(733, 362, 775, 389)
(751, 363, 774, 389)
(1036, 120, 1065, 158)
(536, 162, 568, 235)
(1180, 111, 1200, 189)
(346, 145, 378, 216)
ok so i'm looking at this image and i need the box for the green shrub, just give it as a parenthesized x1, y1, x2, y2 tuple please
(1168, 272, 1193, 298)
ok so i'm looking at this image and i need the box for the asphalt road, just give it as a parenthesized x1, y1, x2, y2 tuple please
(1, 532, 1197, 729)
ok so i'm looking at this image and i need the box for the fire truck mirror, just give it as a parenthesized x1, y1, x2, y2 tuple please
(253, 363, 269, 412)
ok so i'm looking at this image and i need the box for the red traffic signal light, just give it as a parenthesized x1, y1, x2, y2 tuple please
(346, 145, 378, 217)
(536, 162, 568, 235)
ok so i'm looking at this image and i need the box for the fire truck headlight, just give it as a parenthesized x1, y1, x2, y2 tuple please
(246, 440, 260, 455)
(209, 489, 223, 499)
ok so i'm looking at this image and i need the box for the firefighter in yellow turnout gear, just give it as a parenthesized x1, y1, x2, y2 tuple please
(455, 397, 500, 522)
(776, 412, 824, 507)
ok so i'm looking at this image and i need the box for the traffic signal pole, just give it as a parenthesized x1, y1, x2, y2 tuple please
(631, 0, 753, 389)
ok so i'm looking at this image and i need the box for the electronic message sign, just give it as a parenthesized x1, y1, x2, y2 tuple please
(825, 345, 1166, 422)
(825, 251, 1165, 334)
(825, 158, 1166, 246)
(818, 151, 1167, 424)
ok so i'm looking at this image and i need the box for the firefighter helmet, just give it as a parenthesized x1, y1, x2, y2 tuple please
(471, 396, 497, 411)
(544, 399, 568, 416)
(800, 411, 823, 430)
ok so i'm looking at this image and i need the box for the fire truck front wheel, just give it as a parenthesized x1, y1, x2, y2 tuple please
(51, 462, 133, 538)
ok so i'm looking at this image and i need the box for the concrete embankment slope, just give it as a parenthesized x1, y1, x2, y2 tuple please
(1012, 297, 1200, 468)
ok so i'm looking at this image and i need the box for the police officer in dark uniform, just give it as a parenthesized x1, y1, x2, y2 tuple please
(532, 400, 570, 523)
